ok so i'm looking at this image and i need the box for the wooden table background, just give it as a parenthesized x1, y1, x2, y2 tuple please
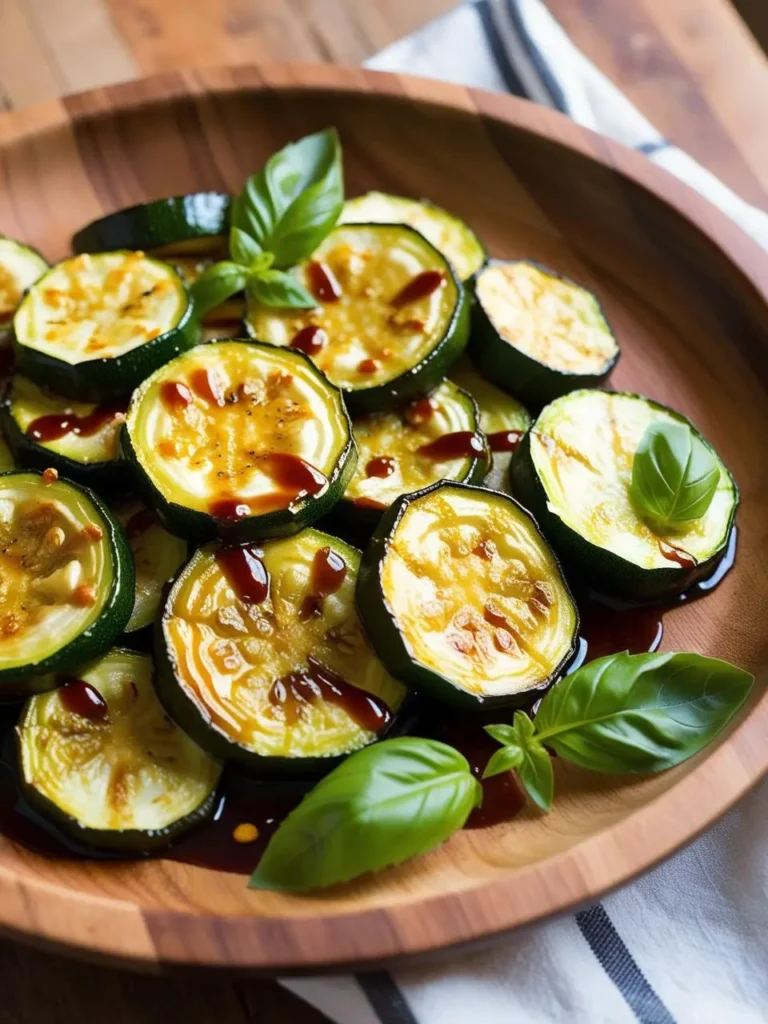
(0, 1, 765, 1021)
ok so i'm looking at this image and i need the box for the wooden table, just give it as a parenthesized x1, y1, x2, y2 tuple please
(0, 2, 765, 1022)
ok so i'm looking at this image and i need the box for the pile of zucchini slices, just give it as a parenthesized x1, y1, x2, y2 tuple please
(0, 173, 738, 859)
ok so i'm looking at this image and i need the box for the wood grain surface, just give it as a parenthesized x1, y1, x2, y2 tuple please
(0, 3, 765, 1023)
(0, 65, 767, 981)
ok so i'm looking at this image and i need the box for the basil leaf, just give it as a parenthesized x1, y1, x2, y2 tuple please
(630, 421, 720, 529)
(189, 261, 248, 318)
(534, 651, 754, 774)
(248, 268, 316, 309)
(231, 128, 343, 268)
(250, 737, 482, 892)
(229, 226, 264, 267)
(484, 713, 554, 811)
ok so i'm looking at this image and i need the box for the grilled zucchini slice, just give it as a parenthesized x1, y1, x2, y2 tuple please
(246, 223, 469, 413)
(0, 239, 49, 372)
(113, 500, 188, 633)
(340, 192, 486, 281)
(338, 379, 488, 530)
(13, 252, 199, 400)
(1, 376, 126, 488)
(471, 261, 620, 406)
(72, 192, 231, 254)
(0, 471, 134, 692)
(510, 390, 738, 601)
(123, 339, 356, 541)
(16, 649, 221, 853)
(449, 356, 532, 490)
(0, 432, 14, 471)
(357, 481, 578, 710)
(156, 528, 407, 776)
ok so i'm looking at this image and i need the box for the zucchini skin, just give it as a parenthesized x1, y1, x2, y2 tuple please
(0, 472, 135, 695)
(344, 271, 471, 416)
(13, 298, 200, 403)
(71, 192, 231, 253)
(356, 480, 579, 712)
(122, 339, 358, 543)
(0, 382, 126, 492)
(509, 407, 739, 603)
(469, 260, 620, 409)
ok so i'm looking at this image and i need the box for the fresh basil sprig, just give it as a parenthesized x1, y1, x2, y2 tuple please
(191, 128, 343, 317)
(250, 737, 481, 892)
(485, 651, 753, 810)
(630, 421, 720, 531)
(484, 716, 554, 811)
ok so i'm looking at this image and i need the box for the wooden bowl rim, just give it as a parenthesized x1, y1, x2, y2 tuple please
(1, 63, 766, 973)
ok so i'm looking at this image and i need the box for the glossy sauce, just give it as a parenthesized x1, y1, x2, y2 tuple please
(160, 380, 193, 410)
(290, 325, 327, 356)
(357, 358, 380, 374)
(658, 540, 698, 569)
(487, 429, 524, 453)
(27, 402, 126, 443)
(210, 454, 328, 519)
(299, 546, 347, 622)
(307, 261, 342, 303)
(391, 270, 444, 308)
(189, 367, 226, 406)
(216, 543, 270, 604)
(124, 507, 156, 540)
(366, 456, 396, 479)
(268, 656, 391, 733)
(577, 599, 664, 661)
(59, 680, 109, 721)
(209, 497, 252, 520)
(404, 396, 437, 426)
(418, 431, 485, 460)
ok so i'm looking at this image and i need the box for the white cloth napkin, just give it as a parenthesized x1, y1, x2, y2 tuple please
(281, 2, 768, 1020)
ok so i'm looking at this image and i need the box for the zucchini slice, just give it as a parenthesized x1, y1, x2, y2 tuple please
(71, 192, 231, 254)
(357, 481, 578, 710)
(113, 500, 188, 633)
(246, 223, 469, 413)
(0, 432, 14, 472)
(13, 252, 199, 400)
(0, 239, 49, 367)
(339, 379, 488, 528)
(123, 339, 356, 541)
(16, 649, 221, 853)
(449, 356, 532, 491)
(510, 390, 738, 601)
(340, 192, 486, 282)
(0, 471, 134, 691)
(0, 238, 49, 328)
(157, 528, 407, 776)
(471, 261, 620, 406)
(1, 375, 126, 488)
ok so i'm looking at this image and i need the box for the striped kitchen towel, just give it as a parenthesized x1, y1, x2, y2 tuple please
(281, 2, 768, 1021)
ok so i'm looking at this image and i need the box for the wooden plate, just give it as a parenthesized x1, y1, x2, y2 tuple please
(1, 64, 767, 974)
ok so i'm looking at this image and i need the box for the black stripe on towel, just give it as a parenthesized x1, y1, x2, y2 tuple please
(475, 0, 528, 97)
(504, 0, 570, 113)
(357, 971, 419, 1024)
(576, 904, 677, 1024)
(636, 140, 671, 156)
